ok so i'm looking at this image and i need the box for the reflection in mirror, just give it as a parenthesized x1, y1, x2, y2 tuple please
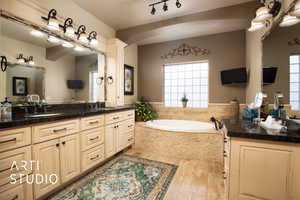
(6, 65, 45, 104)
(0, 16, 102, 104)
(263, 22, 300, 111)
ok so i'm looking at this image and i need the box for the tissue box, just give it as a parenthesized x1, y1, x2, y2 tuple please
(242, 108, 258, 121)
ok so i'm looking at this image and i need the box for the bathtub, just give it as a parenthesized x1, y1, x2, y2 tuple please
(145, 119, 217, 133)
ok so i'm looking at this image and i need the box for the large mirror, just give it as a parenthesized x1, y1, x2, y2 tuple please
(262, 21, 300, 111)
(0, 15, 104, 105)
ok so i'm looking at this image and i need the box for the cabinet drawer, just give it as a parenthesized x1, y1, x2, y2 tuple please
(80, 127, 104, 151)
(81, 115, 104, 131)
(0, 128, 31, 153)
(81, 145, 105, 172)
(0, 175, 33, 200)
(32, 119, 80, 143)
(105, 112, 123, 125)
(121, 110, 135, 120)
(0, 146, 32, 186)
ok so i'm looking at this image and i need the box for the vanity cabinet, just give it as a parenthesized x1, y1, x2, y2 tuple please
(228, 138, 300, 200)
(0, 175, 34, 200)
(104, 110, 135, 158)
(33, 134, 80, 198)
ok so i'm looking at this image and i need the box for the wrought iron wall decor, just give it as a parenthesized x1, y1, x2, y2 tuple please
(161, 43, 210, 59)
(0, 56, 8, 72)
(288, 38, 300, 46)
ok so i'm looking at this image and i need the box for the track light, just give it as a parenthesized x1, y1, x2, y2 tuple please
(88, 31, 98, 46)
(176, 0, 182, 8)
(163, 1, 168, 12)
(76, 25, 89, 44)
(151, 5, 156, 15)
(41, 9, 60, 31)
(60, 18, 75, 38)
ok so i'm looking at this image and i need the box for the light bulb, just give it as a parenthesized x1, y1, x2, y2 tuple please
(291, 1, 300, 17)
(255, 6, 272, 21)
(28, 60, 35, 65)
(47, 18, 60, 31)
(279, 14, 300, 27)
(65, 26, 75, 38)
(90, 38, 98, 46)
(79, 33, 89, 44)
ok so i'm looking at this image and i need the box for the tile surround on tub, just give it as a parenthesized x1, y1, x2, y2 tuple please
(150, 102, 246, 121)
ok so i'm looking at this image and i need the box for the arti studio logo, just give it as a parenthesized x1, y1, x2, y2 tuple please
(10, 160, 58, 185)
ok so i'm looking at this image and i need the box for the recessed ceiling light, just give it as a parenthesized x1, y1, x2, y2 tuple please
(30, 30, 45, 37)
(47, 35, 61, 44)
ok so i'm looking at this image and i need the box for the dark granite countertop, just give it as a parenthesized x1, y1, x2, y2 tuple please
(0, 106, 135, 130)
(222, 118, 300, 143)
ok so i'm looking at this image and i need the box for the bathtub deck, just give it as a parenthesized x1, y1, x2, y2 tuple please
(124, 123, 225, 200)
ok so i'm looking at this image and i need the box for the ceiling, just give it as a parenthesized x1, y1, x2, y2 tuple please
(72, 0, 256, 30)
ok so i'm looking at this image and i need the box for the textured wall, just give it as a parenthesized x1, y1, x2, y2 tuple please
(138, 30, 246, 103)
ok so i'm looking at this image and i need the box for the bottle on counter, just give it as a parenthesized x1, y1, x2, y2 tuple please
(1, 97, 12, 120)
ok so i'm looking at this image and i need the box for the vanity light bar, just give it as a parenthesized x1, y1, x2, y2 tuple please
(16, 54, 35, 66)
(42, 9, 99, 47)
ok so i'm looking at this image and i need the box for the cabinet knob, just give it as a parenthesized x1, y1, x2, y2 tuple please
(62, 141, 66, 145)
(56, 143, 60, 147)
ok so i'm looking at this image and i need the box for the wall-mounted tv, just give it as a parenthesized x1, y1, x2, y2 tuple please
(221, 67, 247, 85)
(67, 80, 84, 90)
(263, 67, 277, 85)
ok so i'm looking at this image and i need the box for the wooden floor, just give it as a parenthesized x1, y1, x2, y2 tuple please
(125, 147, 225, 200)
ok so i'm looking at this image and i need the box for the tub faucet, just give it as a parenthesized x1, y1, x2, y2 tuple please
(210, 117, 223, 130)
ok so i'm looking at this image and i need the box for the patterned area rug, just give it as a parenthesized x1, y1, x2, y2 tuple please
(48, 155, 178, 200)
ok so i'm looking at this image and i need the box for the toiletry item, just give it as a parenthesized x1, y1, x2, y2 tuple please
(242, 108, 258, 121)
(1, 97, 12, 120)
(230, 98, 240, 120)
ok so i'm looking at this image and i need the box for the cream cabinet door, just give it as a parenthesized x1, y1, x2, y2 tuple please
(117, 121, 130, 152)
(33, 139, 60, 199)
(105, 124, 117, 158)
(60, 134, 80, 183)
(294, 145, 300, 200)
(229, 139, 295, 200)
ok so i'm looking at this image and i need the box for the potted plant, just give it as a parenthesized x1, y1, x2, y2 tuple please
(135, 99, 157, 122)
(181, 94, 188, 108)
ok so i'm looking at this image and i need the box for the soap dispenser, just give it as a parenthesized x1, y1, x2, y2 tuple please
(1, 97, 12, 120)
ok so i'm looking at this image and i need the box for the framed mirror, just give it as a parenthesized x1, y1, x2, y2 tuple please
(0, 12, 105, 105)
(262, 20, 300, 111)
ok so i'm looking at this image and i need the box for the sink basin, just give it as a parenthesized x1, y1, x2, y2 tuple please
(27, 113, 62, 118)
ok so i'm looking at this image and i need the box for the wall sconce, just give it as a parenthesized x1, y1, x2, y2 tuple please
(16, 54, 35, 66)
(41, 9, 60, 31)
(248, 0, 281, 31)
(88, 31, 98, 46)
(27, 56, 35, 66)
(0, 56, 8, 72)
(16, 54, 26, 64)
(75, 25, 89, 44)
(60, 18, 75, 38)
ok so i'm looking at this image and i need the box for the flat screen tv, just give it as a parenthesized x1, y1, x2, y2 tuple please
(221, 68, 247, 85)
(67, 80, 84, 90)
(263, 67, 277, 85)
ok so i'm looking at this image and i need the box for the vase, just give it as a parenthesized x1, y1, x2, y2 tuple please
(182, 101, 188, 108)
